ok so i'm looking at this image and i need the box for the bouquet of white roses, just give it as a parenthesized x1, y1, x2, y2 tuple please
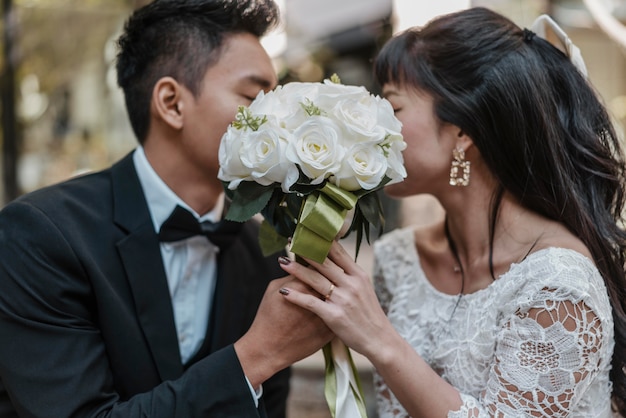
(219, 75, 406, 263)
(218, 75, 406, 418)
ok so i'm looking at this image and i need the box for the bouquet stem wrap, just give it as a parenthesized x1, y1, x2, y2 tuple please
(290, 182, 358, 264)
(323, 338, 369, 418)
(290, 184, 368, 418)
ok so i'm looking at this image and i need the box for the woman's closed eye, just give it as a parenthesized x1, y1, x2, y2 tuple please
(239, 95, 257, 104)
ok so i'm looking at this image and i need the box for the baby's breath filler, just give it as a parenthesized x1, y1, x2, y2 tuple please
(231, 106, 267, 131)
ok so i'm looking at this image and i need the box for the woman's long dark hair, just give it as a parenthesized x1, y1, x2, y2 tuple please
(375, 7, 626, 414)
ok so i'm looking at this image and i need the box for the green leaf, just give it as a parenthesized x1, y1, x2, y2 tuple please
(285, 193, 305, 219)
(259, 220, 289, 256)
(338, 208, 366, 261)
(357, 192, 384, 231)
(221, 181, 235, 200)
(260, 189, 302, 238)
(225, 182, 275, 222)
(343, 193, 387, 261)
(353, 210, 365, 260)
(353, 176, 392, 198)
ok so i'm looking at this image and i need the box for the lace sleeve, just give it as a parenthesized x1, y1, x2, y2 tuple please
(449, 286, 607, 418)
(373, 246, 392, 315)
(373, 228, 413, 316)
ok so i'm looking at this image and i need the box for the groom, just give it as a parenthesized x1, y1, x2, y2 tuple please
(0, 1, 331, 417)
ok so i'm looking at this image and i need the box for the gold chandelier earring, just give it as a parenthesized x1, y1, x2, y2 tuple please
(449, 147, 470, 187)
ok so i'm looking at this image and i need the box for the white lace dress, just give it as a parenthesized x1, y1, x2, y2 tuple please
(373, 227, 615, 418)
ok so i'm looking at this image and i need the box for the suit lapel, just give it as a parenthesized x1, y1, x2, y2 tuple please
(111, 153, 183, 380)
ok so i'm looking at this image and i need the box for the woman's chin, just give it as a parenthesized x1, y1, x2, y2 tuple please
(383, 183, 411, 199)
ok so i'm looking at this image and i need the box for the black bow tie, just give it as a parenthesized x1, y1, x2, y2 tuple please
(158, 205, 242, 251)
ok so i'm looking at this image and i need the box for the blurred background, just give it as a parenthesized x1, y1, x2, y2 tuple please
(1, 0, 625, 210)
(1, 0, 625, 416)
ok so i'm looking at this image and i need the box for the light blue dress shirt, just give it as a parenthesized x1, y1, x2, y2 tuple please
(132, 148, 261, 405)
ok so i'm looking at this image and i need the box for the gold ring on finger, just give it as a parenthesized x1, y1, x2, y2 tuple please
(325, 283, 335, 301)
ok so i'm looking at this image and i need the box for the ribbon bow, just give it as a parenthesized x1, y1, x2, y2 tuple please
(289, 182, 358, 264)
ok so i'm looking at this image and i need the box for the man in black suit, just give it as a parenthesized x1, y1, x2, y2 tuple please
(0, 1, 331, 417)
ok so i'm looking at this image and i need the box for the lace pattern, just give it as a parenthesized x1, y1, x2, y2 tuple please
(373, 227, 614, 418)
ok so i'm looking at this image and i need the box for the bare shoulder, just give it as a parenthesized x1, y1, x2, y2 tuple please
(532, 219, 592, 260)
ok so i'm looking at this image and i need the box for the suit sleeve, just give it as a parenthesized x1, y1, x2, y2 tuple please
(253, 242, 292, 418)
(0, 201, 261, 418)
(259, 367, 291, 418)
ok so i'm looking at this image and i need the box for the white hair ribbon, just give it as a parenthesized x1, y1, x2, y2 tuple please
(530, 14, 588, 78)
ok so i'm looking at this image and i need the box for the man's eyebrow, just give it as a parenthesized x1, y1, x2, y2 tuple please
(243, 74, 275, 89)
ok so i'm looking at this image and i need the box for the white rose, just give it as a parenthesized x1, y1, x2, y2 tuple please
(375, 95, 403, 134)
(286, 116, 345, 185)
(317, 84, 370, 119)
(316, 80, 369, 106)
(239, 122, 300, 192)
(331, 143, 388, 191)
(265, 83, 324, 131)
(218, 126, 252, 190)
(382, 133, 408, 184)
(248, 89, 278, 114)
(278, 82, 321, 104)
(330, 95, 386, 144)
(249, 88, 300, 128)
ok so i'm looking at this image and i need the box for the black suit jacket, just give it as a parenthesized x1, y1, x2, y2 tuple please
(0, 152, 290, 417)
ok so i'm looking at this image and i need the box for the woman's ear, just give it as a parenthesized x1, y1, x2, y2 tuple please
(152, 77, 183, 130)
(455, 128, 474, 152)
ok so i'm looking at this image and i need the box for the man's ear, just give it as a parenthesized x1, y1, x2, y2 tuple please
(153, 77, 183, 130)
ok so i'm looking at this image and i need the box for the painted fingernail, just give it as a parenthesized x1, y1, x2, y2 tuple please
(279, 288, 290, 295)
(278, 256, 291, 265)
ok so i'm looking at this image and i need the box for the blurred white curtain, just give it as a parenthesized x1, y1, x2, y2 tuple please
(392, 0, 471, 33)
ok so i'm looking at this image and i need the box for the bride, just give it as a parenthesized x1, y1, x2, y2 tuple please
(278, 7, 626, 418)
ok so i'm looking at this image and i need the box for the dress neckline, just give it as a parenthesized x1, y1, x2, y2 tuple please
(399, 227, 596, 300)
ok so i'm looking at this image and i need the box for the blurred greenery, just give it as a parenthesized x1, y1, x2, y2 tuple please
(1, 0, 155, 201)
(2, 0, 133, 95)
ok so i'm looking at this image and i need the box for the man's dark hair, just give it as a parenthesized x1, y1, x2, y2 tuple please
(116, 0, 279, 143)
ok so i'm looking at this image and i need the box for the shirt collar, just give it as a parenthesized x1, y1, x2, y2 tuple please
(132, 147, 224, 233)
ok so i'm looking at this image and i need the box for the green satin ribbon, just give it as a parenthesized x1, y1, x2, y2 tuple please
(323, 343, 338, 417)
(323, 341, 369, 418)
(290, 182, 358, 263)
